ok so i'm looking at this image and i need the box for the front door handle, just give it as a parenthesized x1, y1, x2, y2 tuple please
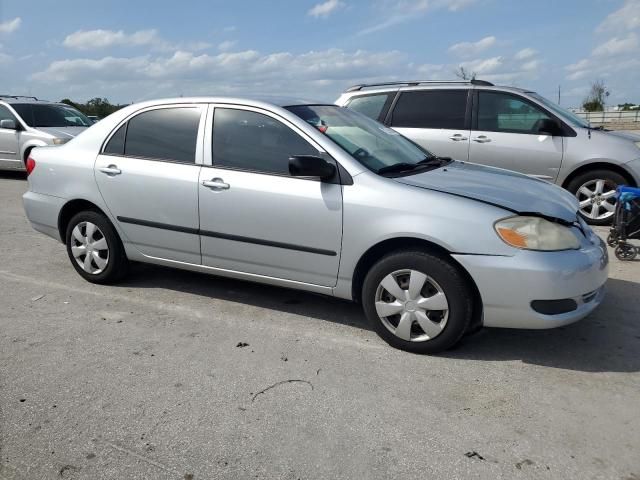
(449, 134, 468, 141)
(99, 165, 122, 176)
(473, 135, 491, 143)
(202, 178, 230, 190)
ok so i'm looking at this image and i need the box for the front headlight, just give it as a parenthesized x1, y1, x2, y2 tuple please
(495, 216, 581, 251)
(52, 138, 70, 145)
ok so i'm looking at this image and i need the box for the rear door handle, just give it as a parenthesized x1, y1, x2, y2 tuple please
(449, 134, 468, 141)
(473, 136, 491, 143)
(98, 165, 121, 176)
(202, 178, 230, 190)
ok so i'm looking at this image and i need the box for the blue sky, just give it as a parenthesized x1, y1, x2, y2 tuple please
(0, 0, 638, 107)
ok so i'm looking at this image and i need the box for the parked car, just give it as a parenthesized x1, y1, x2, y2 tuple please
(336, 80, 640, 225)
(0, 95, 93, 171)
(23, 97, 608, 353)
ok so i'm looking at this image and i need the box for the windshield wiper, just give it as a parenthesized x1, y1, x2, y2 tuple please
(377, 157, 452, 176)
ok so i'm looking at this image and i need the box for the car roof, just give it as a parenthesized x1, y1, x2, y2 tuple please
(114, 95, 333, 111)
(0, 96, 75, 107)
(341, 81, 532, 96)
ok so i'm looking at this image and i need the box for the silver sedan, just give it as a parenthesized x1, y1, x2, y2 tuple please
(22, 97, 609, 353)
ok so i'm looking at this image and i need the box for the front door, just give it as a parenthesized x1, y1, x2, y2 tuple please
(198, 106, 343, 287)
(0, 105, 21, 169)
(388, 89, 471, 161)
(469, 90, 563, 181)
(95, 105, 205, 264)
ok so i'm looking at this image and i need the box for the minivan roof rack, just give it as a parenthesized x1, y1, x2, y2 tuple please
(345, 79, 494, 92)
(0, 95, 39, 100)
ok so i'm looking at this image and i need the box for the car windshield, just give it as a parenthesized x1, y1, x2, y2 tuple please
(528, 93, 590, 129)
(12, 103, 93, 128)
(286, 105, 435, 174)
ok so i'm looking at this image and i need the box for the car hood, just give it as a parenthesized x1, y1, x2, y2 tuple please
(394, 161, 579, 223)
(36, 126, 88, 138)
(605, 129, 640, 141)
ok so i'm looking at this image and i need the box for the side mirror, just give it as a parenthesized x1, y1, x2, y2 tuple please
(0, 119, 18, 130)
(289, 155, 336, 180)
(535, 118, 562, 136)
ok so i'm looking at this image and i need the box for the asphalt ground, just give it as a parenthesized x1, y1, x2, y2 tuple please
(0, 171, 639, 480)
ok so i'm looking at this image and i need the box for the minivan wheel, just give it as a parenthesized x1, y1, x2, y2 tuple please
(568, 170, 626, 225)
(65, 210, 129, 284)
(361, 251, 473, 354)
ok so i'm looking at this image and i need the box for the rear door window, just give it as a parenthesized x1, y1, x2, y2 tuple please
(103, 123, 127, 156)
(346, 93, 394, 122)
(124, 107, 201, 163)
(390, 90, 468, 129)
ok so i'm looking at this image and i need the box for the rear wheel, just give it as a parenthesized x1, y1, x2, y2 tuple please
(568, 170, 626, 225)
(65, 210, 129, 284)
(361, 251, 473, 354)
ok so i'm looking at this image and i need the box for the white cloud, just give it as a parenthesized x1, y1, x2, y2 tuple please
(0, 52, 12, 64)
(358, 0, 477, 35)
(592, 33, 638, 56)
(30, 48, 406, 101)
(63, 29, 165, 50)
(460, 56, 503, 74)
(308, 0, 345, 18)
(597, 0, 640, 32)
(0, 17, 21, 34)
(218, 40, 236, 52)
(514, 48, 536, 60)
(448, 36, 496, 57)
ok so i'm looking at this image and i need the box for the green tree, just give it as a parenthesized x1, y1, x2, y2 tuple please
(582, 80, 609, 112)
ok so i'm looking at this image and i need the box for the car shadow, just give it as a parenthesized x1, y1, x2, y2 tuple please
(0, 171, 27, 180)
(119, 264, 639, 373)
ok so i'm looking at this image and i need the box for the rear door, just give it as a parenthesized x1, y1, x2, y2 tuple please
(95, 104, 205, 264)
(469, 90, 563, 180)
(0, 105, 21, 169)
(387, 89, 471, 161)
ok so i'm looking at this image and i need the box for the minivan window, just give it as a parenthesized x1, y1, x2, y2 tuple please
(0, 105, 17, 125)
(391, 90, 468, 129)
(477, 91, 553, 134)
(12, 104, 93, 128)
(212, 108, 317, 175)
(346, 94, 393, 122)
(125, 107, 201, 163)
(528, 92, 589, 128)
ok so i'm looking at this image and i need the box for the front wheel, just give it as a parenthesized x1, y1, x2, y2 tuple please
(361, 251, 474, 354)
(65, 210, 129, 284)
(568, 170, 626, 226)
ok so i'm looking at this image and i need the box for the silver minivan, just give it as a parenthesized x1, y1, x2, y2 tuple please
(0, 96, 92, 171)
(336, 80, 640, 225)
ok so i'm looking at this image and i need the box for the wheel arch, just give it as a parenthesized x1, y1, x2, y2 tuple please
(350, 236, 483, 333)
(20, 140, 47, 164)
(561, 161, 637, 189)
(57, 198, 110, 243)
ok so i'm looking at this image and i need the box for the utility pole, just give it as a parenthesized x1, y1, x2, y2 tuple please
(557, 85, 561, 105)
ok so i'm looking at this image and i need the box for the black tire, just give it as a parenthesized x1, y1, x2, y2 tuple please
(65, 210, 129, 284)
(361, 250, 474, 354)
(614, 243, 638, 261)
(567, 169, 627, 226)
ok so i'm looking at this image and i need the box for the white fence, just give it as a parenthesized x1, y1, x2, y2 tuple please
(573, 109, 640, 125)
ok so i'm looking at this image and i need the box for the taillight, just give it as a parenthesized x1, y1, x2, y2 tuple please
(26, 157, 36, 175)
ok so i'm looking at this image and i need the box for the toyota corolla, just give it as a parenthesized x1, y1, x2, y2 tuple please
(23, 97, 609, 353)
